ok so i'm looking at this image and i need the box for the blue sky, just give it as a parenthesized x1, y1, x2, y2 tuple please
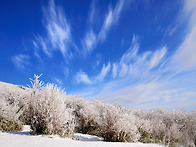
(0, 0, 196, 110)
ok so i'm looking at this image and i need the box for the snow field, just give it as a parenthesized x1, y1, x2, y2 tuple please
(0, 125, 164, 147)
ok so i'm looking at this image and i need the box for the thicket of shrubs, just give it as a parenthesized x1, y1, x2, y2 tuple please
(0, 81, 29, 131)
(27, 75, 75, 136)
(0, 75, 196, 147)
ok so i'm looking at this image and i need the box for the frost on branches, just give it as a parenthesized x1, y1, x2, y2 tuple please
(27, 74, 75, 136)
(0, 82, 29, 131)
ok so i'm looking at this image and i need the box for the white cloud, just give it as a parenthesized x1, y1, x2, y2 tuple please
(115, 37, 167, 79)
(148, 46, 167, 70)
(128, 51, 152, 78)
(98, 0, 125, 42)
(167, 0, 196, 73)
(75, 62, 111, 85)
(36, 36, 51, 57)
(76, 66, 196, 110)
(98, 10, 113, 42)
(76, 72, 92, 84)
(119, 63, 128, 77)
(72, 0, 196, 110)
(164, 25, 177, 37)
(11, 54, 30, 70)
(34, 0, 74, 58)
(184, 0, 196, 16)
(82, 29, 96, 54)
(93, 0, 196, 109)
(75, 15, 196, 108)
(120, 35, 139, 64)
(112, 63, 118, 78)
(32, 40, 41, 59)
(89, 0, 97, 24)
(96, 62, 111, 82)
(169, 26, 196, 72)
(82, 0, 127, 54)
(112, 35, 152, 78)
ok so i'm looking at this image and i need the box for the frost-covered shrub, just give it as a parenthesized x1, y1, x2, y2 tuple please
(0, 98, 22, 121)
(64, 96, 101, 135)
(67, 98, 140, 142)
(133, 109, 196, 146)
(0, 82, 29, 131)
(64, 97, 140, 142)
(0, 100, 23, 131)
(27, 74, 75, 136)
(94, 102, 139, 142)
(170, 110, 196, 147)
(66, 98, 140, 142)
(135, 117, 153, 143)
(0, 99, 23, 131)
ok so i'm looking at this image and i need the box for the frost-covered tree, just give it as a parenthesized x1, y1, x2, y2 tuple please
(27, 74, 75, 136)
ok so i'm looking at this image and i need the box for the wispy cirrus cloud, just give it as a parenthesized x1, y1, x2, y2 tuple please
(96, 62, 111, 82)
(76, 62, 111, 84)
(119, 63, 128, 77)
(74, 23, 194, 110)
(88, 0, 97, 25)
(11, 54, 30, 70)
(81, 29, 96, 54)
(76, 72, 92, 84)
(74, 0, 196, 110)
(110, 35, 167, 79)
(120, 35, 139, 64)
(112, 63, 118, 78)
(98, 0, 125, 42)
(33, 0, 75, 59)
(82, 0, 128, 55)
(77, 33, 167, 85)
(148, 47, 167, 70)
(166, 0, 196, 74)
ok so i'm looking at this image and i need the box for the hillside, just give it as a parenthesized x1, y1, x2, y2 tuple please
(0, 77, 195, 147)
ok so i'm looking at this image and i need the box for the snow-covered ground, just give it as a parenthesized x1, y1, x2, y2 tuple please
(0, 125, 164, 147)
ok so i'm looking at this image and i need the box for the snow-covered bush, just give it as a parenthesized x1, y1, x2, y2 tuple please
(0, 82, 29, 131)
(93, 102, 140, 142)
(63, 94, 196, 145)
(65, 98, 140, 142)
(64, 95, 101, 135)
(134, 112, 153, 143)
(0, 100, 23, 132)
(27, 74, 75, 136)
(133, 109, 196, 146)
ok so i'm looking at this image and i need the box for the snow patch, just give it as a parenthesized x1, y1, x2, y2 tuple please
(0, 125, 164, 147)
